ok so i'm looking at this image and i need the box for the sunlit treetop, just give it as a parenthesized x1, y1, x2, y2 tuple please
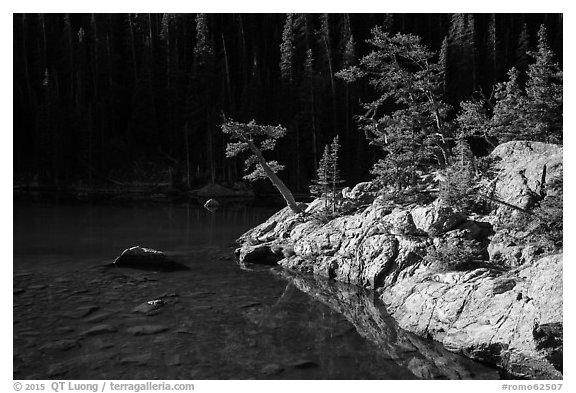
(221, 119, 287, 181)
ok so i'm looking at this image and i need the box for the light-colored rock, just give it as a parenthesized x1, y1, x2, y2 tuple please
(235, 141, 562, 379)
(346, 181, 379, 203)
(489, 141, 562, 214)
(236, 243, 283, 265)
(380, 254, 562, 379)
(114, 246, 188, 271)
(411, 201, 467, 234)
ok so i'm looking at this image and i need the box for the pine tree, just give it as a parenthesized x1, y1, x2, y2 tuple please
(439, 36, 449, 95)
(490, 67, 529, 142)
(383, 14, 394, 32)
(301, 48, 318, 171)
(457, 99, 493, 146)
(189, 13, 217, 185)
(337, 28, 451, 190)
(516, 22, 530, 75)
(222, 119, 303, 214)
(310, 145, 331, 210)
(448, 13, 476, 99)
(310, 136, 345, 214)
(194, 14, 212, 60)
(486, 14, 499, 86)
(329, 135, 345, 213)
(439, 136, 476, 211)
(465, 14, 477, 91)
(280, 14, 295, 83)
(525, 25, 563, 143)
(342, 35, 356, 68)
(318, 14, 335, 98)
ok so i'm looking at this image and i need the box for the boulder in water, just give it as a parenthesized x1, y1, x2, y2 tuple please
(203, 198, 220, 211)
(113, 246, 188, 271)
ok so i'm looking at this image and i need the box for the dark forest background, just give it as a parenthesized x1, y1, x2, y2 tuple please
(13, 13, 563, 194)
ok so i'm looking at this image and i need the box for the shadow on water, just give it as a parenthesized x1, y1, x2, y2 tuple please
(13, 200, 501, 379)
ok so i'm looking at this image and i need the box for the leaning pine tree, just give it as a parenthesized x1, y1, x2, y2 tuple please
(221, 119, 304, 214)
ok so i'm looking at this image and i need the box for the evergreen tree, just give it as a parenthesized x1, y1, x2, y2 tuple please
(525, 25, 563, 143)
(300, 48, 319, 171)
(222, 119, 303, 214)
(439, 136, 476, 211)
(465, 14, 477, 91)
(439, 36, 449, 95)
(447, 13, 466, 100)
(310, 136, 344, 214)
(457, 99, 493, 146)
(448, 13, 476, 99)
(486, 13, 499, 86)
(280, 14, 295, 83)
(310, 145, 331, 210)
(318, 14, 335, 97)
(342, 35, 356, 68)
(189, 13, 217, 185)
(516, 22, 530, 75)
(329, 135, 345, 213)
(490, 67, 529, 142)
(337, 28, 451, 190)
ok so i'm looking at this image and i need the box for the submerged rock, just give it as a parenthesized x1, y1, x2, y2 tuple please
(114, 246, 188, 271)
(203, 198, 220, 211)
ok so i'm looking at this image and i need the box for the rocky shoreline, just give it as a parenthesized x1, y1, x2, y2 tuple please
(235, 141, 563, 379)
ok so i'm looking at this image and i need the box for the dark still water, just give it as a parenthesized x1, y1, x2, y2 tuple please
(13, 201, 500, 380)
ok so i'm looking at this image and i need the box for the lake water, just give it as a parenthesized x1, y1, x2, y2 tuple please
(13, 200, 501, 379)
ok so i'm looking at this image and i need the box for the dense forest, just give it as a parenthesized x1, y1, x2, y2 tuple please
(13, 13, 563, 194)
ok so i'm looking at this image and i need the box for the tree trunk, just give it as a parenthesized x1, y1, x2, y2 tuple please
(221, 33, 233, 111)
(246, 140, 303, 214)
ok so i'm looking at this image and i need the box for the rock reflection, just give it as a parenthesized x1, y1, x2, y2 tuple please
(271, 269, 500, 380)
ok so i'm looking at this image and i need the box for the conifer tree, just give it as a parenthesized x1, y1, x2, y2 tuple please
(222, 119, 303, 214)
(439, 36, 449, 95)
(465, 14, 477, 91)
(301, 48, 318, 170)
(329, 135, 344, 213)
(280, 14, 295, 83)
(490, 67, 529, 142)
(310, 136, 344, 214)
(190, 13, 217, 185)
(439, 136, 476, 211)
(310, 145, 331, 210)
(486, 14, 499, 86)
(525, 25, 563, 143)
(448, 13, 476, 99)
(318, 14, 335, 97)
(456, 100, 493, 146)
(516, 22, 530, 75)
(337, 28, 451, 190)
